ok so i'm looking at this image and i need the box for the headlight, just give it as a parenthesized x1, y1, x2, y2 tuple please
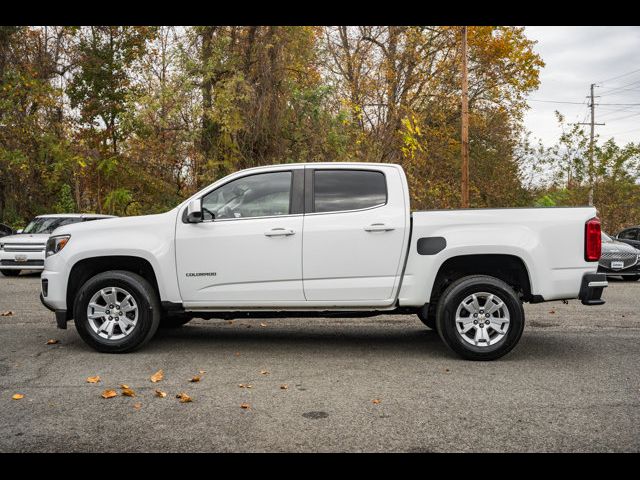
(45, 235, 71, 258)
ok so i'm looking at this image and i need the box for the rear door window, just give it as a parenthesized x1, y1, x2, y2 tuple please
(313, 170, 387, 213)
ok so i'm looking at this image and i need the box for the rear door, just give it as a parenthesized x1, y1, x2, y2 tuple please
(302, 166, 408, 303)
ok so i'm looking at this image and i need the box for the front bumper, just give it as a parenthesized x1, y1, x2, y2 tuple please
(40, 292, 68, 329)
(598, 265, 640, 276)
(0, 250, 45, 270)
(579, 273, 607, 306)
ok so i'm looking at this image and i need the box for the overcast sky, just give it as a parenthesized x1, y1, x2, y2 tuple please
(523, 26, 640, 147)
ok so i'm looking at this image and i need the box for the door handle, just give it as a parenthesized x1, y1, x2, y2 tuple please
(364, 223, 395, 232)
(264, 228, 295, 237)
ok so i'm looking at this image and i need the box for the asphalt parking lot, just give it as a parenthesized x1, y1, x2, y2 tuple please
(0, 273, 639, 452)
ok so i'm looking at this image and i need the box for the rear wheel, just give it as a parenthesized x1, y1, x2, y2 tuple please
(73, 270, 161, 353)
(1, 269, 20, 277)
(435, 275, 525, 361)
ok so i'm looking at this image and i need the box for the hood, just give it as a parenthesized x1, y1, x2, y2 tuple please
(602, 239, 639, 254)
(0, 233, 50, 245)
(53, 211, 174, 237)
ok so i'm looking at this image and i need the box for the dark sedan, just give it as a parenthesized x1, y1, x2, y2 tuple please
(616, 226, 640, 249)
(598, 232, 640, 281)
(0, 223, 14, 238)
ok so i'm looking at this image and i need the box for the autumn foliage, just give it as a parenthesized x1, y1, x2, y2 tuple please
(1, 26, 638, 232)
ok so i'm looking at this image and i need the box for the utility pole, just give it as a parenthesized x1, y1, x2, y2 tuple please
(460, 26, 469, 208)
(575, 83, 605, 206)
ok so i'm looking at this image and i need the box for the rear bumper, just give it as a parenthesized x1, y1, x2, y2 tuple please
(40, 292, 68, 329)
(579, 273, 607, 306)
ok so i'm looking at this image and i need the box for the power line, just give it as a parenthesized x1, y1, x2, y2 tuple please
(606, 126, 640, 136)
(596, 67, 640, 85)
(602, 111, 640, 122)
(528, 99, 586, 105)
(599, 79, 640, 96)
(597, 104, 640, 118)
(598, 102, 640, 106)
(528, 98, 640, 106)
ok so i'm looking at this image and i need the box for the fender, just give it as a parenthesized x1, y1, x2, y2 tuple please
(399, 223, 537, 306)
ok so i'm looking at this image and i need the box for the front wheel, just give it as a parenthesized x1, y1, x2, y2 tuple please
(435, 275, 525, 361)
(1, 269, 20, 277)
(73, 270, 161, 353)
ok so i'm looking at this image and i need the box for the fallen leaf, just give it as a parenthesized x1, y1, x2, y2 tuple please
(86, 375, 101, 384)
(190, 375, 202, 383)
(280, 384, 288, 390)
(238, 384, 253, 389)
(150, 369, 164, 383)
(1, 310, 14, 316)
(372, 399, 381, 405)
(199, 370, 207, 374)
(176, 392, 192, 403)
(119, 383, 130, 389)
(46, 339, 59, 345)
(121, 387, 136, 397)
(240, 402, 250, 410)
(155, 389, 167, 398)
(101, 390, 117, 399)
(260, 370, 270, 376)
(133, 402, 142, 410)
(246, 325, 252, 329)
(444, 368, 450, 373)
(12, 393, 24, 400)
(227, 320, 235, 325)
(549, 310, 556, 314)
(234, 352, 241, 357)
(259, 322, 267, 327)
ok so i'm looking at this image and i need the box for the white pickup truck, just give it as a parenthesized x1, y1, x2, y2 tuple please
(40, 163, 607, 360)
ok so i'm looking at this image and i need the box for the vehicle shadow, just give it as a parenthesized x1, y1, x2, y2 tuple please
(144, 321, 593, 363)
(16, 270, 42, 277)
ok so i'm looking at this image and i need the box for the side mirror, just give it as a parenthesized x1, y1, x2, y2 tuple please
(16, 229, 23, 234)
(186, 198, 203, 223)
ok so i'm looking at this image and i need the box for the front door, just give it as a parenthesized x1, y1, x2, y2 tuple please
(175, 169, 304, 306)
(302, 167, 407, 303)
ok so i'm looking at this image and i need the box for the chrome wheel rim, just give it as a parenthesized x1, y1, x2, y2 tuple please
(455, 292, 510, 347)
(87, 287, 138, 340)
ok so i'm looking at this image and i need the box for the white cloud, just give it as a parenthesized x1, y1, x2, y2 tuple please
(524, 26, 640, 146)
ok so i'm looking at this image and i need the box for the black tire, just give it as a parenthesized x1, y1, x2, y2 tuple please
(417, 303, 437, 330)
(1, 269, 20, 277)
(620, 275, 640, 282)
(73, 270, 161, 353)
(435, 275, 525, 361)
(160, 314, 193, 329)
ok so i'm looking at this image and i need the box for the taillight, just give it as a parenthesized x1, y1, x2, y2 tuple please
(585, 217, 601, 261)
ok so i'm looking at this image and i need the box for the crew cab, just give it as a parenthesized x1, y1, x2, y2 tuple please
(1, 213, 115, 276)
(40, 163, 606, 360)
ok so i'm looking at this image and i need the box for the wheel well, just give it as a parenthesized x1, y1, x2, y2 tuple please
(66, 256, 160, 318)
(429, 254, 533, 306)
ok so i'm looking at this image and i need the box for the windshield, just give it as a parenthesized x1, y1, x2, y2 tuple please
(22, 217, 81, 234)
(601, 232, 612, 243)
